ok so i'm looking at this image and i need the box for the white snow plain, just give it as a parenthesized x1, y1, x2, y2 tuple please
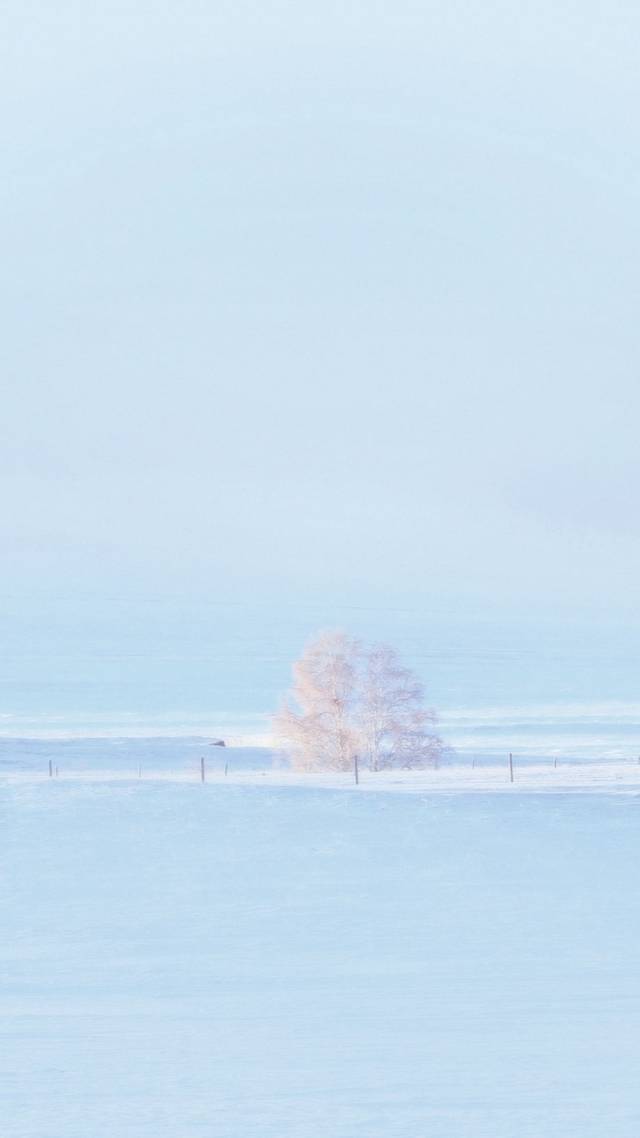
(3, 759, 640, 1137)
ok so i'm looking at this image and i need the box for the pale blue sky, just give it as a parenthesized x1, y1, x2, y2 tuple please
(3, 1, 640, 645)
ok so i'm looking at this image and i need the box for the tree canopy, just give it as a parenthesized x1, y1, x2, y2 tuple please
(274, 630, 444, 772)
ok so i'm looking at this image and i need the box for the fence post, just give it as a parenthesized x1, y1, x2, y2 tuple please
(48, 760, 53, 778)
(224, 762, 228, 777)
(354, 754, 359, 785)
(509, 752, 514, 783)
(200, 756, 205, 783)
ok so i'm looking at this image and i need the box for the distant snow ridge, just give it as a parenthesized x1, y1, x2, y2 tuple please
(0, 711, 271, 744)
(439, 702, 640, 760)
(1, 701, 639, 763)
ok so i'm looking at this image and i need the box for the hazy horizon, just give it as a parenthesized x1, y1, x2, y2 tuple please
(3, 2, 640, 722)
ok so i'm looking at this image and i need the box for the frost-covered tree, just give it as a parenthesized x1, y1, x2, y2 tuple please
(273, 630, 361, 771)
(360, 642, 441, 771)
(274, 631, 444, 772)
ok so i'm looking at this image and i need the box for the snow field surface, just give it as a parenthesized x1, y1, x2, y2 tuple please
(3, 773, 640, 1136)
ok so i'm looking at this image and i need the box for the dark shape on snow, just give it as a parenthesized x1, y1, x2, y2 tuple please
(209, 739, 226, 747)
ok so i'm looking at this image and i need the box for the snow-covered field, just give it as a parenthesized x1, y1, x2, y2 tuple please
(3, 760, 640, 1136)
(8, 761, 640, 795)
(6, 744, 640, 797)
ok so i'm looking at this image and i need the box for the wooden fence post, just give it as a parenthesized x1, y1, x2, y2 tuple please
(48, 760, 53, 778)
(200, 756, 205, 783)
(354, 754, 359, 785)
(509, 752, 514, 783)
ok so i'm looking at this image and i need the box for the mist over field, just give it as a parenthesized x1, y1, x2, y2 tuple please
(3, 1, 640, 638)
(4, 2, 640, 1135)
